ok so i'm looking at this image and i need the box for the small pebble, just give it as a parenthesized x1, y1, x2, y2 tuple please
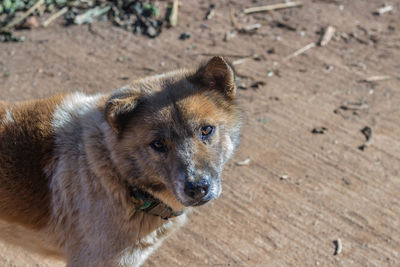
(334, 238, 343, 255)
(251, 81, 266, 89)
(179, 32, 191, 40)
(280, 174, 288, 180)
(146, 26, 157, 38)
(312, 127, 328, 134)
(342, 177, 351, 185)
(236, 158, 251, 166)
(325, 65, 334, 72)
(267, 48, 275, 54)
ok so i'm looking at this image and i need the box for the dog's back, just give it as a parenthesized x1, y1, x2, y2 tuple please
(0, 97, 65, 229)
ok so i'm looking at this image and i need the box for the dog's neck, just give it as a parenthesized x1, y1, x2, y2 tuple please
(129, 186, 184, 220)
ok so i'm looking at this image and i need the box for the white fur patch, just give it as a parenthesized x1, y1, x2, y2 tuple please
(211, 179, 222, 198)
(52, 92, 103, 130)
(119, 215, 188, 267)
(1, 109, 14, 124)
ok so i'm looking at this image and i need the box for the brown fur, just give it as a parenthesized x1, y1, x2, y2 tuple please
(0, 57, 241, 266)
(0, 95, 64, 229)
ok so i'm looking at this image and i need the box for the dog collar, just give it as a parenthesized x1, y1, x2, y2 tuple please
(129, 186, 184, 220)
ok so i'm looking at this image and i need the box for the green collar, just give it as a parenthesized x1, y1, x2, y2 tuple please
(129, 186, 183, 220)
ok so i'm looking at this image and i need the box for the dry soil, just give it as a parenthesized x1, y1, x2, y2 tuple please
(0, 0, 399, 266)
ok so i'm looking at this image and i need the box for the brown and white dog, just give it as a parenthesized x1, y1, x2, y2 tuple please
(0, 56, 241, 266)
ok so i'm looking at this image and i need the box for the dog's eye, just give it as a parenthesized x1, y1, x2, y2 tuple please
(201, 125, 214, 139)
(150, 140, 167, 153)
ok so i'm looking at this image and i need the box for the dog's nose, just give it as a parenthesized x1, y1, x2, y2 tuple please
(184, 179, 210, 200)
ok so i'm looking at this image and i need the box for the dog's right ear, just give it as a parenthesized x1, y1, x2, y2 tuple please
(105, 86, 144, 134)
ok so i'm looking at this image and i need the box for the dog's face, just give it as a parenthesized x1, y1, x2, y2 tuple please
(105, 57, 240, 209)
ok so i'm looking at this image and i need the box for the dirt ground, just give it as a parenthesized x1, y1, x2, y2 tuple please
(1, 0, 399, 266)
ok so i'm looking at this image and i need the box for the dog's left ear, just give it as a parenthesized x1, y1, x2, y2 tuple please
(191, 56, 236, 99)
(105, 86, 144, 134)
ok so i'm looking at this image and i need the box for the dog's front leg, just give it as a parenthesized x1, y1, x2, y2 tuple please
(66, 242, 123, 267)
(66, 242, 157, 267)
(66, 243, 115, 267)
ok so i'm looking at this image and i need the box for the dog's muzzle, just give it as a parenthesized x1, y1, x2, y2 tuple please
(182, 176, 220, 206)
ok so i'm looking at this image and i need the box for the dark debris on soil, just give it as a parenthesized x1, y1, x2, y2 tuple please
(0, 0, 169, 41)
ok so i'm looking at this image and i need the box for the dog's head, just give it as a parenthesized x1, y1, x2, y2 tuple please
(105, 57, 241, 210)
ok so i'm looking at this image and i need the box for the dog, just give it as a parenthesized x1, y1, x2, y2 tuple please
(0, 56, 241, 266)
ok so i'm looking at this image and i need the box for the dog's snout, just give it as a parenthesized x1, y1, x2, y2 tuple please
(184, 179, 210, 200)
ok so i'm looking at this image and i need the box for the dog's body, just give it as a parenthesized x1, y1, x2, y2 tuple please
(0, 57, 240, 266)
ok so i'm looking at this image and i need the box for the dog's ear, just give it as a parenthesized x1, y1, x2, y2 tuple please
(192, 56, 236, 99)
(105, 86, 144, 134)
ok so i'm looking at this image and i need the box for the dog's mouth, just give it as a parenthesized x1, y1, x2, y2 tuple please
(191, 197, 212, 207)
(128, 185, 184, 220)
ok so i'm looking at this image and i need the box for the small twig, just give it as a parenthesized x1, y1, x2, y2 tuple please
(272, 20, 297, 31)
(232, 58, 251, 65)
(374, 5, 393, 16)
(232, 54, 260, 65)
(239, 23, 262, 33)
(0, 0, 45, 31)
(229, 6, 261, 34)
(235, 71, 256, 80)
(196, 52, 254, 58)
(74, 6, 110, 25)
(284, 42, 316, 61)
(230, 6, 241, 30)
(236, 158, 251, 166)
(168, 0, 179, 27)
(338, 101, 369, 111)
(243, 1, 303, 14)
(362, 75, 390, 82)
(42, 7, 68, 27)
(319, 25, 336, 46)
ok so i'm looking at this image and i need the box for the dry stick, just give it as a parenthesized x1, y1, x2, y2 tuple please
(235, 71, 256, 80)
(236, 158, 251, 166)
(319, 25, 336, 46)
(197, 52, 253, 58)
(232, 55, 258, 65)
(241, 23, 262, 32)
(0, 0, 45, 31)
(42, 7, 68, 27)
(230, 6, 241, 30)
(229, 6, 262, 34)
(243, 1, 303, 14)
(363, 75, 390, 82)
(169, 0, 179, 27)
(284, 42, 316, 61)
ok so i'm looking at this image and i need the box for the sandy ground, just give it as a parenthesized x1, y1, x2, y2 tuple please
(0, 0, 399, 266)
